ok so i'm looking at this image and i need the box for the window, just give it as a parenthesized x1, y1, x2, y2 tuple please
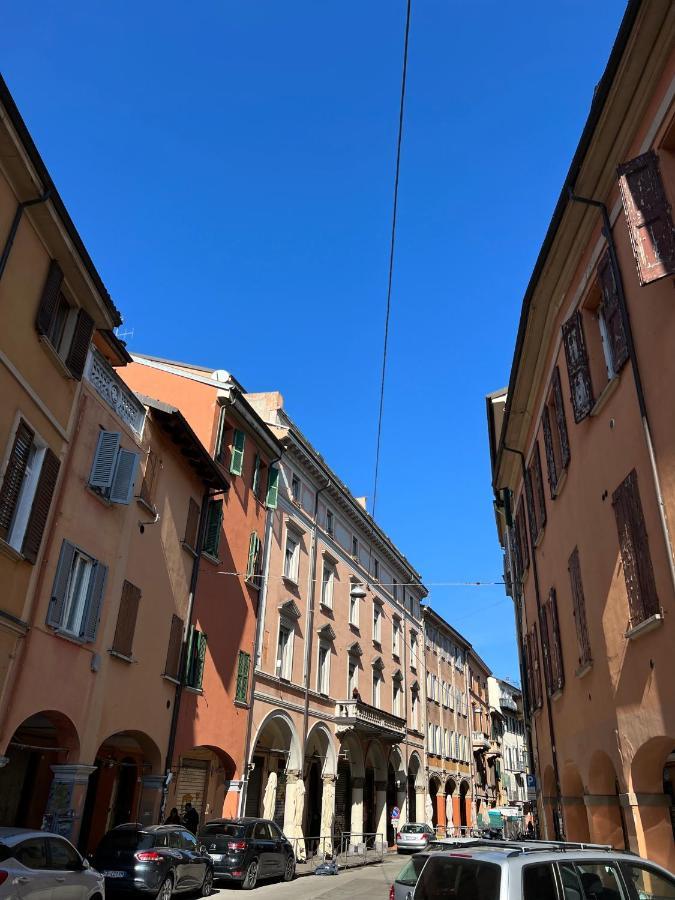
(202, 499, 223, 557)
(524, 623, 543, 711)
(0, 418, 60, 562)
(349, 588, 359, 627)
(525, 442, 546, 542)
(183, 498, 201, 552)
(352, 536, 359, 558)
(284, 533, 300, 582)
(618, 149, 675, 284)
(180, 830, 198, 851)
(568, 547, 592, 669)
(523, 863, 558, 900)
(139, 449, 160, 506)
(111, 580, 141, 659)
(428, 723, 434, 753)
(251, 454, 261, 496)
(620, 863, 675, 900)
(372, 669, 381, 706)
(246, 532, 262, 585)
(542, 366, 571, 498)
(325, 508, 334, 536)
(235, 651, 251, 703)
(348, 657, 358, 696)
(214, 407, 228, 463)
(46, 837, 82, 871)
(612, 469, 659, 628)
(265, 466, 279, 509)
(14, 838, 48, 869)
(89, 431, 140, 505)
(541, 588, 564, 695)
(321, 561, 335, 608)
(393, 679, 402, 716)
(410, 687, 418, 730)
(514, 497, 529, 579)
(276, 621, 293, 680)
(373, 558, 379, 580)
(35, 260, 94, 381)
(46, 540, 107, 642)
(596, 251, 629, 377)
(185, 627, 207, 690)
(372, 604, 381, 644)
(561, 863, 625, 900)
(392, 578, 398, 601)
(562, 310, 594, 422)
(392, 618, 401, 656)
(230, 429, 246, 475)
(410, 631, 417, 670)
(317, 643, 330, 695)
(164, 615, 184, 680)
(443, 728, 449, 757)
(291, 474, 301, 502)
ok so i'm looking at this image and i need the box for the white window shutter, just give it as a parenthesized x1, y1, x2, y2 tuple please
(110, 449, 140, 505)
(89, 431, 120, 488)
(82, 561, 108, 642)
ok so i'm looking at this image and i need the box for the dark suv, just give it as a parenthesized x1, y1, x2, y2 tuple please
(198, 817, 295, 890)
(93, 823, 214, 898)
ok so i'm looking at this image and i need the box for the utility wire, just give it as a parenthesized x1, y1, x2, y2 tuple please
(372, 0, 412, 519)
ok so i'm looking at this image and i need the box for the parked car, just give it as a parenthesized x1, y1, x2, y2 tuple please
(0, 827, 104, 899)
(406, 842, 675, 900)
(391, 852, 428, 900)
(396, 824, 435, 854)
(198, 817, 295, 889)
(93, 823, 213, 898)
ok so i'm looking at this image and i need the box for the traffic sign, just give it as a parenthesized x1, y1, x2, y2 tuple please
(391, 806, 400, 820)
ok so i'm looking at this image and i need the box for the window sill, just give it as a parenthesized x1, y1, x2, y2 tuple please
(372, 640, 382, 650)
(201, 551, 221, 565)
(234, 700, 249, 710)
(162, 673, 180, 685)
(552, 467, 568, 500)
(320, 602, 333, 613)
(86, 485, 114, 508)
(282, 575, 299, 588)
(625, 612, 664, 641)
(109, 649, 134, 663)
(575, 661, 592, 679)
(0, 538, 24, 563)
(135, 496, 156, 516)
(184, 685, 204, 695)
(181, 541, 198, 558)
(39, 335, 75, 380)
(47, 627, 90, 648)
(591, 375, 620, 418)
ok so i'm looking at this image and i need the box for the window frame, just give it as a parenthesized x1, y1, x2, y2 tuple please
(283, 531, 300, 584)
(276, 618, 294, 681)
(317, 640, 331, 696)
(321, 560, 335, 609)
(372, 603, 382, 644)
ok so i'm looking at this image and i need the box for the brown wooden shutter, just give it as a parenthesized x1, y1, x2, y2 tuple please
(65, 308, 94, 380)
(533, 442, 546, 530)
(140, 450, 160, 506)
(618, 150, 675, 285)
(524, 469, 538, 543)
(0, 420, 35, 541)
(568, 547, 591, 667)
(21, 448, 60, 564)
(539, 604, 553, 695)
(531, 623, 543, 710)
(183, 498, 200, 551)
(112, 580, 141, 657)
(516, 499, 529, 573)
(542, 407, 558, 498)
(35, 260, 64, 336)
(523, 635, 534, 712)
(552, 366, 570, 468)
(165, 614, 184, 679)
(612, 469, 659, 626)
(597, 251, 629, 372)
(547, 589, 564, 693)
(562, 310, 594, 422)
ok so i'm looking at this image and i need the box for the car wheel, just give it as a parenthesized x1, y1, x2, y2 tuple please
(201, 867, 214, 896)
(156, 875, 173, 900)
(242, 859, 259, 890)
(282, 855, 295, 882)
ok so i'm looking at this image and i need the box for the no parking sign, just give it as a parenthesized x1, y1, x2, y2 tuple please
(391, 805, 401, 827)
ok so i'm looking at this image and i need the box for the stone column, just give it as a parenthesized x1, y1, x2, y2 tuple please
(375, 780, 387, 847)
(396, 784, 407, 829)
(584, 794, 625, 849)
(619, 792, 675, 872)
(44, 764, 97, 843)
(284, 771, 306, 861)
(415, 785, 426, 823)
(139, 775, 165, 828)
(320, 775, 337, 858)
(351, 776, 364, 845)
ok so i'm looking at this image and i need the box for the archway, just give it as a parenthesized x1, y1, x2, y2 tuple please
(429, 775, 441, 830)
(445, 777, 457, 835)
(459, 779, 470, 829)
(364, 741, 387, 844)
(337, 732, 364, 845)
(630, 737, 675, 870)
(246, 710, 302, 833)
(561, 763, 590, 842)
(388, 747, 407, 840)
(303, 723, 337, 856)
(169, 744, 236, 826)
(407, 751, 424, 823)
(585, 750, 626, 850)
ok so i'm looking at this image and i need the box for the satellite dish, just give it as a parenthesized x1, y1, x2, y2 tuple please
(211, 369, 231, 383)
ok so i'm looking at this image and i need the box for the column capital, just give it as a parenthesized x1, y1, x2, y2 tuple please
(415, 785, 426, 794)
(322, 774, 338, 784)
(50, 764, 97, 785)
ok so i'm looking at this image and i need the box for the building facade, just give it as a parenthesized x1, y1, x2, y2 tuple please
(487, 0, 675, 869)
(468, 650, 499, 824)
(488, 677, 528, 810)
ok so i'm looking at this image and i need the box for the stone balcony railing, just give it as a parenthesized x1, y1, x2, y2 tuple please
(85, 347, 146, 436)
(499, 692, 518, 711)
(472, 730, 490, 750)
(335, 699, 406, 741)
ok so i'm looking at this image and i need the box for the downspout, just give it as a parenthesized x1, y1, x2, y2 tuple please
(502, 444, 564, 840)
(0, 192, 51, 282)
(567, 189, 675, 597)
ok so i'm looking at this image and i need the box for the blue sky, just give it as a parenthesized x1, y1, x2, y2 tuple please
(2, 1, 626, 681)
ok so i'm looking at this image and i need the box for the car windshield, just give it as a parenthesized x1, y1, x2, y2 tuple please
(199, 823, 246, 838)
(97, 831, 155, 852)
(402, 825, 428, 834)
(0, 843, 12, 863)
(414, 856, 501, 900)
(397, 856, 428, 886)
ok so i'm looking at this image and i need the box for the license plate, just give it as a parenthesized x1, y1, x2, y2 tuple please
(104, 871, 126, 878)
(209, 854, 223, 863)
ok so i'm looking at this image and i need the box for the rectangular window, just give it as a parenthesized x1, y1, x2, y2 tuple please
(46, 540, 107, 642)
(325, 508, 334, 537)
(373, 604, 381, 643)
(352, 536, 359, 558)
(541, 366, 570, 498)
(111, 580, 141, 659)
(185, 627, 207, 690)
(526, 442, 546, 541)
(265, 466, 279, 509)
(562, 310, 594, 422)
(251, 454, 261, 496)
(229, 428, 246, 475)
(321, 561, 335, 608)
(373, 558, 379, 580)
(246, 532, 262, 585)
(568, 547, 592, 669)
(349, 590, 359, 627)
(284, 533, 300, 583)
(139, 449, 160, 506)
(531, 623, 543, 710)
(541, 589, 564, 695)
(89, 430, 140, 505)
(410, 689, 418, 730)
(348, 657, 358, 696)
(410, 631, 417, 670)
(202, 499, 223, 557)
(235, 650, 251, 703)
(291, 474, 301, 502)
(392, 619, 401, 656)
(35, 260, 94, 381)
(214, 407, 228, 463)
(443, 728, 449, 758)
(183, 498, 201, 552)
(372, 670, 381, 706)
(515, 498, 529, 577)
(596, 251, 629, 376)
(317, 643, 330, 695)
(392, 578, 398, 601)
(276, 622, 293, 680)
(393, 680, 401, 716)
(612, 469, 659, 627)
(164, 614, 184, 680)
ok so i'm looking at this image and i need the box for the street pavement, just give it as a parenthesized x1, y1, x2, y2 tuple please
(211, 853, 404, 898)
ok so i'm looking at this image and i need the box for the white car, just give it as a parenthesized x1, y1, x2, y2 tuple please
(0, 827, 104, 899)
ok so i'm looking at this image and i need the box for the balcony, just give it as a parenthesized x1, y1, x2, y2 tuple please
(335, 699, 406, 742)
(472, 731, 490, 751)
(499, 693, 517, 711)
(85, 348, 146, 436)
(488, 738, 502, 757)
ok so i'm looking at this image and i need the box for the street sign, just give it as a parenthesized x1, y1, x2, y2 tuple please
(526, 774, 537, 800)
(391, 806, 400, 819)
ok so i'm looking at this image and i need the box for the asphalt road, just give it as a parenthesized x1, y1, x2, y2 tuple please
(211, 853, 404, 899)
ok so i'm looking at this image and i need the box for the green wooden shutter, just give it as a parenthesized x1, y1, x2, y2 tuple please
(235, 651, 251, 703)
(184, 625, 196, 684)
(230, 429, 245, 475)
(251, 454, 261, 495)
(203, 499, 223, 556)
(193, 631, 207, 689)
(246, 531, 260, 580)
(266, 466, 279, 509)
(47, 540, 76, 628)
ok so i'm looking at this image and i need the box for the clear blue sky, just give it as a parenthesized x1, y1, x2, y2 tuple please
(2, 1, 626, 681)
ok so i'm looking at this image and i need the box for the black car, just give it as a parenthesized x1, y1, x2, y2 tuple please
(198, 817, 295, 890)
(93, 823, 214, 898)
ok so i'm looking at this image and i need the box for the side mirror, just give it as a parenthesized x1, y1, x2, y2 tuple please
(199, 844, 208, 854)
(81, 858, 90, 870)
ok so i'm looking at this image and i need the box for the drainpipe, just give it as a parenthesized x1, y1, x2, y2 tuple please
(567, 188, 675, 598)
(0, 192, 51, 282)
(501, 444, 564, 840)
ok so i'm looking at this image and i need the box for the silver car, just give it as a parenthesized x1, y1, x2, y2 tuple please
(0, 827, 104, 899)
(396, 824, 435, 854)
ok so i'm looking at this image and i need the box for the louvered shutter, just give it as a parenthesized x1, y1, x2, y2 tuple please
(568, 547, 591, 667)
(191, 630, 207, 689)
(35, 260, 64, 336)
(183, 498, 200, 550)
(82, 561, 108, 642)
(533, 443, 546, 529)
(22, 448, 60, 564)
(618, 150, 675, 285)
(109, 449, 139, 505)
(89, 431, 121, 489)
(251, 454, 261, 495)
(203, 499, 223, 556)
(548, 589, 564, 693)
(531, 623, 543, 710)
(612, 469, 659, 626)
(523, 636, 534, 712)
(266, 466, 279, 509)
(140, 450, 159, 506)
(47, 540, 76, 628)
(246, 531, 260, 580)
(0, 419, 35, 540)
(524, 468, 537, 545)
(552, 367, 571, 468)
(112, 580, 141, 657)
(230, 429, 245, 475)
(597, 252, 629, 373)
(236, 651, 251, 703)
(542, 407, 558, 498)
(540, 604, 553, 695)
(65, 308, 94, 380)
(165, 614, 184, 679)
(214, 407, 227, 463)
(562, 310, 594, 422)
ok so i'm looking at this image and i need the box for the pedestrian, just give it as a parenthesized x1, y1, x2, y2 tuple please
(165, 807, 180, 825)
(352, 687, 361, 702)
(183, 802, 199, 835)
(526, 819, 535, 838)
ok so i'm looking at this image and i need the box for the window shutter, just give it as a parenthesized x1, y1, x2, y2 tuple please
(533, 442, 546, 530)
(523, 635, 534, 712)
(539, 603, 553, 695)
(35, 260, 64, 336)
(236, 650, 251, 703)
(47, 540, 76, 628)
(618, 150, 675, 285)
(22, 448, 60, 564)
(568, 547, 592, 667)
(0, 419, 35, 540)
(524, 470, 537, 545)
(562, 310, 594, 422)
(203, 499, 223, 556)
(184, 498, 200, 550)
(64, 308, 94, 380)
(112, 580, 141, 657)
(548, 588, 564, 693)
(252, 454, 261, 495)
(597, 252, 629, 373)
(246, 531, 260, 580)
(140, 450, 160, 506)
(89, 431, 121, 489)
(531, 623, 543, 710)
(542, 407, 558, 498)
(164, 614, 184, 679)
(82, 561, 108, 642)
(552, 366, 570, 468)
(230, 429, 245, 475)
(266, 466, 279, 509)
(612, 469, 659, 626)
(194, 631, 207, 689)
(109, 449, 140, 505)
(518, 499, 529, 573)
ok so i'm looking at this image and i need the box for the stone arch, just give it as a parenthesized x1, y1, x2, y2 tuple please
(364, 740, 387, 780)
(584, 751, 626, 850)
(305, 722, 337, 778)
(459, 778, 470, 829)
(338, 731, 364, 778)
(445, 776, 458, 832)
(587, 750, 621, 794)
(428, 773, 442, 830)
(249, 709, 303, 773)
(630, 736, 675, 793)
(561, 762, 590, 842)
(408, 750, 424, 788)
(407, 751, 424, 824)
(630, 736, 675, 870)
(303, 723, 338, 846)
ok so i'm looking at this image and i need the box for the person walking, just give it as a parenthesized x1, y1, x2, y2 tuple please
(183, 802, 199, 835)
(165, 807, 181, 825)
